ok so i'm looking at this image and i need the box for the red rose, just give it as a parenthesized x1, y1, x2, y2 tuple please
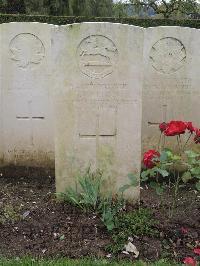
(194, 129, 200, 144)
(164, 121, 187, 136)
(185, 122, 196, 133)
(159, 122, 168, 132)
(193, 247, 200, 255)
(183, 257, 197, 266)
(143, 150, 160, 169)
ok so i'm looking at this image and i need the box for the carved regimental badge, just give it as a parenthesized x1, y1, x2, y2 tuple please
(149, 37, 186, 74)
(9, 33, 45, 69)
(77, 35, 118, 79)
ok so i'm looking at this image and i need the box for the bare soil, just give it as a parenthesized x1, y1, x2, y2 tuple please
(0, 166, 199, 263)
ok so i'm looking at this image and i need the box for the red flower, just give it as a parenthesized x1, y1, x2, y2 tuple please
(159, 122, 168, 132)
(181, 227, 189, 234)
(183, 257, 197, 266)
(143, 150, 160, 169)
(185, 122, 196, 133)
(194, 129, 200, 144)
(164, 121, 187, 136)
(193, 247, 200, 255)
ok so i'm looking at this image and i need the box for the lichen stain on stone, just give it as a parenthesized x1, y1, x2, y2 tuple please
(56, 89, 77, 192)
(3, 149, 54, 168)
(68, 23, 81, 32)
(97, 144, 114, 170)
(97, 144, 117, 194)
(67, 23, 81, 57)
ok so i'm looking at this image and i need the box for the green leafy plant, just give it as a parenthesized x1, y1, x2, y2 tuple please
(0, 204, 20, 224)
(99, 173, 139, 231)
(106, 208, 158, 254)
(98, 194, 125, 231)
(183, 150, 200, 190)
(0, 14, 199, 29)
(59, 168, 139, 231)
(141, 120, 200, 218)
(58, 167, 103, 212)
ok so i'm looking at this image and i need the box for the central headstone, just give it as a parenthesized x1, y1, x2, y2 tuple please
(52, 23, 143, 200)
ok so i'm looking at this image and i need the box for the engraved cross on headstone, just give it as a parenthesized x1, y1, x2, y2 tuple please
(79, 107, 117, 138)
(16, 100, 44, 121)
(79, 106, 117, 165)
(148, 104, 167, 127)
(16, 100, 45, 145)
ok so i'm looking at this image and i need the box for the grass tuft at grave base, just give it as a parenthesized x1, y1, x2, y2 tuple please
(0, 14, 199, 28)
(0, 257, 180, 266)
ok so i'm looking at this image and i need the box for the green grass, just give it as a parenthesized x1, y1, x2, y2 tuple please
(0, 258, 181, 266)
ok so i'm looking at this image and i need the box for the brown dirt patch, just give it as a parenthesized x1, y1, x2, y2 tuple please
(0, 166, 199, 263)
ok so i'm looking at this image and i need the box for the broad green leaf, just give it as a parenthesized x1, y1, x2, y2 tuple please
(185, 150, 199, 158)
(149, 170, 157, 178)
(191, 167, 200, 177)
(141, 171, 149, 182)
(160, 151, 168, 162)
(60, 235, 65, 240)
(164, 149, 173, 158)
(156, 168, 169, 177)
(196, 181, 200, 191)
(106, 222, 115, 231)
(149, 181, 158, 189)
(156, 186, 164, 195)
(150, 182, 164, 195)
(181, 171, 192, 183)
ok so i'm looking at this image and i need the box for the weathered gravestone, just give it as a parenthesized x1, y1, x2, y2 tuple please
(1, 22, 198, 178)
(142, 27, 200, 152)
(0, 22, 54, 167)
(52, 23, 143, 200)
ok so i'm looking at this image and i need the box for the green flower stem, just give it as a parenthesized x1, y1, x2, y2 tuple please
(169, 171, 181, 219)
(162, 134, 166, 150)
(182, 133, 192, 152)
(158, 132, 162, 151)
(177, 135, 182, 156)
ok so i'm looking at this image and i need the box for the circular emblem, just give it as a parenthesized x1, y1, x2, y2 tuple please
(77, 35, 118, 79)
(149, 37, 186, 74)
(9, 33, 45, 69)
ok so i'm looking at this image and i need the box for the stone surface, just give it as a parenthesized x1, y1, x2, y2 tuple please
(142, 27, 200, 153)
(0, 22, 199, 189)
(0, 22, 54, 167)
(52, 23, 143, 200)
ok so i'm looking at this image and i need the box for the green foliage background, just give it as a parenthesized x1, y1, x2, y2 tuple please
(0, 14, 199, 28)
(0, 0, 113, 16)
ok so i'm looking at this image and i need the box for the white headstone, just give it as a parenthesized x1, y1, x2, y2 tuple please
(52, 23, 143, 200)
(0, 22, 54, 167)
(142, 27, 200, 152)
(0, 41, 2, 164)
